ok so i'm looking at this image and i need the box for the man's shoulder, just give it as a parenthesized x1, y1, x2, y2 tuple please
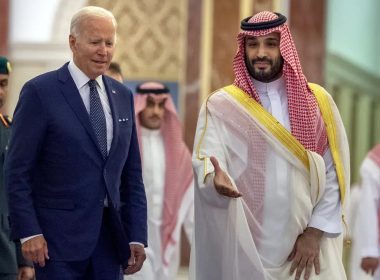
(308, 83, 330, 97)
(28, 63, 69, 85)
(208, 87, 229, 100)
(103, 76, 132, 96)
(26, 69, 62, 89)
(22, 65, 70, 96)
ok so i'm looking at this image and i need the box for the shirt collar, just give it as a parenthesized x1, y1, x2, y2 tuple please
(68, 60, 105, 91)
(141, 126, 162, 137)
(252, 75, 286, 95)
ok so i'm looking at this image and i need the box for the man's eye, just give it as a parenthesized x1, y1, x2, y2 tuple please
(266, 41, 278, 47)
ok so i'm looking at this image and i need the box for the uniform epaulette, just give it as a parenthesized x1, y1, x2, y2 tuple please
(0, 114, 11, 128)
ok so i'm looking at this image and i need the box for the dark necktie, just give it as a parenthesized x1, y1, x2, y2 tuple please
(88, 80, 107, 158)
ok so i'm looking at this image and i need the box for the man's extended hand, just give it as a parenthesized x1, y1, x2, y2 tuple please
(124, 244, 146, 275)
(22, 235, 49, 267)
(288, 227, 323, 280)
(210, 156, 242, 198)
(361, 257, 379, 275)
(17, 266, 35, 280)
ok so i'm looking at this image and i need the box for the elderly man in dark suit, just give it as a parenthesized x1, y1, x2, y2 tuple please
(0, 56, 34, 280)
(5, 6, 147, 280)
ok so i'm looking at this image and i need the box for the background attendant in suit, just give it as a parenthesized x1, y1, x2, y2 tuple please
(5, 6, 147, 280)
(105, 62, 124, 83)
(0, 57, 34, 280)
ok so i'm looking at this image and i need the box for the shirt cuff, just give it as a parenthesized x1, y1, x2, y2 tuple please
(20, 234, 43, 244)
(361, 248, 380, 258)
(308, 214, 342, 236)
(129, 242, 144, 247)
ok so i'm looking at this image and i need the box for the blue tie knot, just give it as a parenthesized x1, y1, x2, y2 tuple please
(88, 79, 97, 89)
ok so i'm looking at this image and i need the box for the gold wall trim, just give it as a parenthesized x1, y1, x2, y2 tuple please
(199, 0, 214, 105)
(239, 0, 254, 19)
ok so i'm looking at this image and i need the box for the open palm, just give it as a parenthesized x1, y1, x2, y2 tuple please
(210, 156, 242, 198)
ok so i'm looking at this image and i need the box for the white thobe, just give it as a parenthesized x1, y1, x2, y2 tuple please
(125, 127, 193, 280)
(351, 157, 380, 280)
(190, 84, 348, 280)
(252, 77, 342, 235)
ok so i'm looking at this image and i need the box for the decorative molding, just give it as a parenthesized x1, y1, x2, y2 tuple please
(52, 0, 89, 43)
(89, 0, 187, 81)
(199, 0, 213, 104)
(9, 43, 71, 63)
(326, 52, 380, 97)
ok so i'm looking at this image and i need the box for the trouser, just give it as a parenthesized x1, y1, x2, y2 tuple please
(35, 208, 121, 280)
(0, 274, 17, 280)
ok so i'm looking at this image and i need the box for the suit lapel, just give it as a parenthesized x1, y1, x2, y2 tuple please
(57, 64, 104, 159)
(103, 77, 120, 158)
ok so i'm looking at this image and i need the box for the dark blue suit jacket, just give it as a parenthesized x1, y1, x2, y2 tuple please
(5, 63, 147, 264)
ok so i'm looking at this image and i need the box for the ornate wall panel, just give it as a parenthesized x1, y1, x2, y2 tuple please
(0, 0, 9, 55)
(290, 0, 326, 85)
(90, 0, 187, 82)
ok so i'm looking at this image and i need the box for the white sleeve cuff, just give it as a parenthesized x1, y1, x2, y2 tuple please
(129, 242, 144, 247)
(308, 214, 342, 235)
(361, 248, 380, 258)
(20, 234, 43, 244)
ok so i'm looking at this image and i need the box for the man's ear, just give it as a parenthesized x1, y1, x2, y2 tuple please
(69, 35, 76, 52)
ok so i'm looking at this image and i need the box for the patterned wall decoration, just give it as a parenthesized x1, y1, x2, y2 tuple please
(89, 0, 187, 81)
(253, 0, 274, 14)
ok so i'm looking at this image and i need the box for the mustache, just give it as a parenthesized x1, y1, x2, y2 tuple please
(252, 57, 273, 65)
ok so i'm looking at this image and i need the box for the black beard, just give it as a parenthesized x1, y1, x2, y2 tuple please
(246, 56, 284, 82)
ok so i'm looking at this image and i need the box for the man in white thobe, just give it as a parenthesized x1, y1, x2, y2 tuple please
(350, 144, 380, 280)
(125, 82, 193, 280)
(190, 11, 350, 280)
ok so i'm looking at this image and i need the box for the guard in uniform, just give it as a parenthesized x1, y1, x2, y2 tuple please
(0, 56, 34, 280)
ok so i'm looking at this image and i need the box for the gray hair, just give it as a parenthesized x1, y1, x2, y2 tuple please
(70, 6, 117, 38)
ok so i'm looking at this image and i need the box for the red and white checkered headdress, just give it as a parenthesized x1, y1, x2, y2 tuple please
(233, 11, 327, 154)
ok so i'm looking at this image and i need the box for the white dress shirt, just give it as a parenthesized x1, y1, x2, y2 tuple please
(68, 60, 113, 152)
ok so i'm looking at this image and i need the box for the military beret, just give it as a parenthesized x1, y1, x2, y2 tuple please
(0, 56, 12, 74)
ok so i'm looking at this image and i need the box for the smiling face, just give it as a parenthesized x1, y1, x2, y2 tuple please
(245, 32, 283, 82)
(69, 15, 116, 79)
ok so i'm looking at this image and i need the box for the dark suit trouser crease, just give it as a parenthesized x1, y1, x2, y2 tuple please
(35, 209, 121, 280)
(0, 274, 17, 280)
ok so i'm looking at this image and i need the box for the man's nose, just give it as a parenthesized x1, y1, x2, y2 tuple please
(257, 44, 266, 58)
(153, 105, 161, 114)
(97, 42, 107, 55)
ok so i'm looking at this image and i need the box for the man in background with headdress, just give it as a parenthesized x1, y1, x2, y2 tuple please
(126, 82, 193, 280)
(0, 56, 34, 280)
(350, 144, 380, 280)
(190, 11, 349, 280)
